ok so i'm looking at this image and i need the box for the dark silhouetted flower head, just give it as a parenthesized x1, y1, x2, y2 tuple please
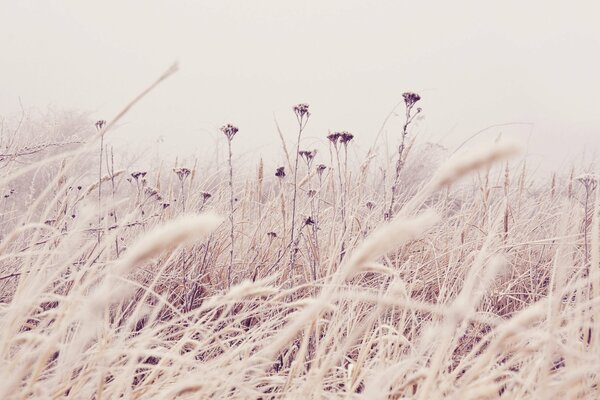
(275, 166, 286, 178)
(299, 150, 316, 167)
(201, 191, 212, 201)
(366, 201, 376, 210)
(293, 103, 310, 118)
(339, 131, 354, 144)
(267, 231, 277, 239)
(173, 167, 191, 181)
(220, 124, 239, 141)
(131, 171, 147, 181)
(402, 92, 421, 108)
(95, 120, 106, 131)
(327, 132, 341, 144)
(317, 164, 327, 177)
(304, 216, 315, 226)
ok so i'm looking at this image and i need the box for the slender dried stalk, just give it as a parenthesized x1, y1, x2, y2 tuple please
(227, 138, 235, 287)
(387, 92, 422, 219)
(289, 104, 310, 277)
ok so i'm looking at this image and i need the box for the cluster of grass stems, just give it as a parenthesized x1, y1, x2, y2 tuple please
(1, 67, 600, 399)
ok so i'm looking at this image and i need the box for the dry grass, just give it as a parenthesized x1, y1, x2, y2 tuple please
(1, 77, 600, 399)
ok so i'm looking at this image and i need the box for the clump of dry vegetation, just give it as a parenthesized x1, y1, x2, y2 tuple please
(1, 70, 600, 399)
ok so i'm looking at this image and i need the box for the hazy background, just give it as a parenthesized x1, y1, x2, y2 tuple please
(2, 1, 600, 173)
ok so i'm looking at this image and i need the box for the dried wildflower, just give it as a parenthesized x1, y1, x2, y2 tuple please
(577, 174, 598, 192)
(327, 132, 341, 144)
(144, 186, 162, 200)
(95, 120, 107, 131)
(299, 150, 316, 168)
(304, 216, 315, 226)
(77, 185, 82, 191)
(220, 123, 239, 141)
(293, 103, 310, 119)
(299, 150, 314, 161)
(307, 189, 317, 198)
(173, 167, 191, 181)
(275, 166, 286, 178)
(131, 171, 147, 181)
(161, 202, 170, 209)
(402, 92, 421, 108)
(201, 192, 212, 201)
(267, 231, 277, 239)
(366, 201, 376, 211)
(316, 164, 327, 177)
(339, 131, 354, 144)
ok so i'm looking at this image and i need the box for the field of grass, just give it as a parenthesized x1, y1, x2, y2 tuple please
(1, 71, 599, 399)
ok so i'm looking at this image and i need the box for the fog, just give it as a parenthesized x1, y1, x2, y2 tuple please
(2, 1, 600, 173)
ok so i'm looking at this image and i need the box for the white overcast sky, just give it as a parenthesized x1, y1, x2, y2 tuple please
(1, 1, 600, 171)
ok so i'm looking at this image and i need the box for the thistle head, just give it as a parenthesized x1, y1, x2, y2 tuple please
(220, 123, 239, 141)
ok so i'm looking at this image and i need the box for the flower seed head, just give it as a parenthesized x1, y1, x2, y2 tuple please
(220, 123, 239, 141)
(327, 132, 341, 144)
(339, 131, 354, 144)
(144, 186, 162, 200)
(275, 166, 286, 178)
(293, 103, 310, 118)
(173, 167, 191, 181)
(402, 92, 421, 108)
(577, 174, 598, 191)
(316, 164, 327, 177)
(131, 171, 147, 180)
(95, 120, 107, 131)
(299, 150, 317, 168)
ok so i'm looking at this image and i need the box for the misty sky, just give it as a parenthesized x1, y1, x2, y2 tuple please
(2, 1, 600, 173)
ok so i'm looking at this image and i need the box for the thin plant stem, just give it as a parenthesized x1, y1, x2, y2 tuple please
(227, 138, 235, 288)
